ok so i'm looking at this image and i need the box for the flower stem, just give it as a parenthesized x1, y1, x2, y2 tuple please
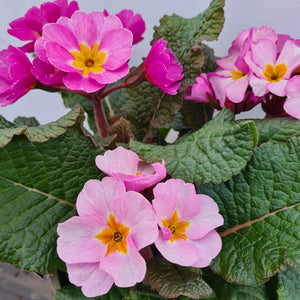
(92, 94, 109, 138)
(97, 82, 127, 99)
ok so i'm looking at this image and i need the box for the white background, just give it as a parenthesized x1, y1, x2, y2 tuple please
(1, 0, 300, 123)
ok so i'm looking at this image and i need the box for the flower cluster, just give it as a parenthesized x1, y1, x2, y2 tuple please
(185, 26, 300, 119)
(1, 0, 183, 106)
(57, 147, 223, 297)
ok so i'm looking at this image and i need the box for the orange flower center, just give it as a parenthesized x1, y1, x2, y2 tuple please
(230, 69, 247, 80)
(161, 211, 190, 242)
(263, 63, 288, 82)
(71, 43, 106, 76)
(95, 214, 130, 256)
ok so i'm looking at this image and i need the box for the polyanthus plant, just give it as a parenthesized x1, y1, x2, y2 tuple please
(0, 0, 300, 299)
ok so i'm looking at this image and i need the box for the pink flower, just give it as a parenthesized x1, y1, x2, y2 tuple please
(104, 9, 146, 45)
(245, 39, 300, 97)
(8, 0, 79, 53)
(284, 75, 300, 119)
(96, 146, 166, 192)
(152, 179, 223, 267)
(0, 46, 37, 106)
(143, 38, 183, 95)
(57, 177, 158, 297)
(35, 11, 133, 93)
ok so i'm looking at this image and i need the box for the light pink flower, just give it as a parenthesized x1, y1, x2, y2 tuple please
(96, 146, 166, 192)
(143, 38, 183, 95)
(104, 9, 146, 45)
(57, 177, 158, 297)
(152, 179, 223, 267)
(8, 0, 79, 53)
(0, 46, 37, 106)
(284, 75, 300, 119)
(245, 39, 300, 97)
(35, 11, 133, 93)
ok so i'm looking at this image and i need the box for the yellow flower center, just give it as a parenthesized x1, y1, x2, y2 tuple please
(71, 43, 106, 76)
(230, 69, 247, 80)
(95, 214, 130, 256)
(263, 63, 288, 82)
(161, 211, 190, 242)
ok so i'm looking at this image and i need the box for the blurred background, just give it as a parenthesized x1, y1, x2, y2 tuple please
(1, 0, 300, 124)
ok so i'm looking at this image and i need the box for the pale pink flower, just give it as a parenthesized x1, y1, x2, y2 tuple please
(152, 179, 223, 267)
(284, 75, 300, 119)
(245, 39, 300, 97)
(0, 46, 37, 106)
(57, 177, 158, 297)
(143, 38, 183, 95)
(96, 147, 166, 192)
(8, 0, 79, 53)
(35, 11, 133, 93)
(104, 9, 146, 45)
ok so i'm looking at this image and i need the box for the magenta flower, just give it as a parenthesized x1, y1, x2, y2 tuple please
(104, 9, 146, 45)
(245, 39, 300, 97)
(284, 75, 300, 119)
(35, 11, 133, 93)
(96, 147, 166, 192)
(57, 177, 158, 297)
(143, 38, 183, 95)
(8, 0, 79, 53)
(0, 46, 37, 106)
(152, 179, 223, 267)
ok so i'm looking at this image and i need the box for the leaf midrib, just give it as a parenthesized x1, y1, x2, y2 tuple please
(0, 175, 76, 209)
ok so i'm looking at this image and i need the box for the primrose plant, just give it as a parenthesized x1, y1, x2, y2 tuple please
(0, 0, 299, 299)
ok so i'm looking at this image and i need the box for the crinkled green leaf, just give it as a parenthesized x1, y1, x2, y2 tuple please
(123, 285, 166, 300)
(130, 109, 257, 184)
(0, 127, 104, 273)
(254, 118, 300, 145)
(0, 105, 85, 147)
(145, 257, 212, 299)
(276, 265, 300, 300)
(56, 284, 129, 300)
(0, 115, 16, 129)
(197, 138, 300, 284)
(13, 116, 40, 127)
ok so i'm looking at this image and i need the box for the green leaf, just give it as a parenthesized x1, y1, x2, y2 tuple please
(123, 285, 166, 300)
(13, 116, 40, 127)
(197, 138, 300, 284)
(56, 284, 129, 300)
(0, 105, 85, 147)
(0, 127, 104, 273)
(276, 265, 300, 300)
(0, 115, 16, 129)
(130, 109, 257, 185)
(145, 257, 212, 299)
(254, 118, 300, 145)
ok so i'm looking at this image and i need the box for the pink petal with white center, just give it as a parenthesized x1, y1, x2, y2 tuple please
(110, 191, 158, 250)
(100, 29, 133, 70)
(100, 239, 146, 287)
(152, 194, 177, 227)
(154, 179, 200, 221)
(192, 230, 222, 268)
(250, 39, 277, 69)
(76, 178, 126, 217)
(248, 73, 268, 97)
(186, 195, 224, 240)
(57, 216, 107, 264)
(225, 74, 249, 103)
(63, 72, 105, 93)
(45, 41, 77, 73)
(266, 80, 288, 97)
(155, 231, 199, 266)
(42, 23, 79, 52)
(67, 263, 114, 297)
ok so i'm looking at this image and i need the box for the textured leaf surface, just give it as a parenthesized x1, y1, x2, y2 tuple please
(13, 116, 40, 127)
(0, 105, 85, 147)
(145, 257, 212, 299)
(0, 128, 104, 273)
(130, 109, 257, 184)
(197, 138, 300, 284)
(254, 118, 300, 145)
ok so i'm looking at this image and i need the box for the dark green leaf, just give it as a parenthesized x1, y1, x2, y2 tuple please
(197, 138, 300, 284)
(130, 109, 257, 184)
(145, 257, 212, 299)
(13, 116, 40, 127)
(0, 115, 16, 129)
